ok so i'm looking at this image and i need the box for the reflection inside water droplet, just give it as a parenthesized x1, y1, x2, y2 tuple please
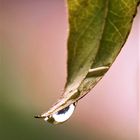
(45, 103, 76, 124)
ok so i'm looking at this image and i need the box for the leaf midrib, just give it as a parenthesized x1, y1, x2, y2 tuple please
(79, 0, 110, 85)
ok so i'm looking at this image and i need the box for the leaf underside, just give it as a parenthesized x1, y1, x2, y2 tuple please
(64, 0, 139, 101)
(37, 0, 139, 119)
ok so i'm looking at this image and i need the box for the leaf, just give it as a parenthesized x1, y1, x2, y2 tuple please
(35, 0, 139, 124)
(65, 0, 110, 93)
(64, 0, 139, 104)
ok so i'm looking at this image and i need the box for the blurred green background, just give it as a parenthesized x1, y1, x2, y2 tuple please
(1, 1, 139, 140)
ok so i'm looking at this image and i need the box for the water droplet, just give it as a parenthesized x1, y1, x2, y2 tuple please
(52, 103, 75, 124)
(35, 103, 76, 124)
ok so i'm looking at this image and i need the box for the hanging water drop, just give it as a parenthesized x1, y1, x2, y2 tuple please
(35, 103, 76, 124)
(51, 103, 75, 124)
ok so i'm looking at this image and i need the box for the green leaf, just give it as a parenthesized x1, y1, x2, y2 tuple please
(65, 0, 139, 100)
(35, 0, 139, 124)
